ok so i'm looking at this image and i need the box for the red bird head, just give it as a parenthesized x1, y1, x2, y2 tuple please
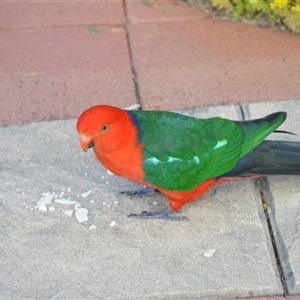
(76, 105, 136, 153)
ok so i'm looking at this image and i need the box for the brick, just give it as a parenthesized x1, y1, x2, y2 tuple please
(128, 19, 300, 110)
(0, 70, 136, 125)
(126, 0, 208, 23)
(0, 27, 136, 124)
(0, 27, 130, 74)
(0, 1, 125, 29)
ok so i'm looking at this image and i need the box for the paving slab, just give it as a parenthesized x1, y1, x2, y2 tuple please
(128, 18, 300, 110)
(0, 104, 283, 299)
(0, 1, 125, 29)
(226, 297, 286, 300)
(0, 26, 135, 125)
(242, 100, 300, 295)
(126, 0, 208, 23)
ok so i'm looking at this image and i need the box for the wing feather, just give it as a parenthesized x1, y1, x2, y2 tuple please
(129, 110, 286, 191)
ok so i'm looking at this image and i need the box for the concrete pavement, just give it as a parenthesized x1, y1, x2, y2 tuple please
(243, 100, 300, 295)
(1, 100, 300, 299)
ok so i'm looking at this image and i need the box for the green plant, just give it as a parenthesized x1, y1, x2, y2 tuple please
(270, 0, 300, 33)
(262, 202, 270, 211)
(210, 0, 300, 33)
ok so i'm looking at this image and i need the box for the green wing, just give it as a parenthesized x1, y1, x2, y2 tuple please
(130, 110, 286, 191)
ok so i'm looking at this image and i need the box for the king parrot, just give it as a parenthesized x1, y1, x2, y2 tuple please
(76, 105, 300, 221)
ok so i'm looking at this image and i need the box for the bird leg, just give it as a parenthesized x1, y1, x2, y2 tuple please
(128, 207, 188, 221)
(118, 186, 157, 199)
(119, 186, 188, 221)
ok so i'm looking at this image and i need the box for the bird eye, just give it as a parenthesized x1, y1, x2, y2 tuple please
(101, 124, 108, 132)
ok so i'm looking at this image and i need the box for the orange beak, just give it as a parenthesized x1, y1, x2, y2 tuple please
(80, 136, 94, 152)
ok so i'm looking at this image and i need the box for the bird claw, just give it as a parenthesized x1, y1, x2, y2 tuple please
(128, 208, 189, 221)
(117, 186, 157, 199)
(119, 188, 188, 221)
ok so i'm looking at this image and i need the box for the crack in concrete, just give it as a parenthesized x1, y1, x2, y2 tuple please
(255, 177, 295, 296)
(238, 104, 245, 121)
(240, 104, 295, 295)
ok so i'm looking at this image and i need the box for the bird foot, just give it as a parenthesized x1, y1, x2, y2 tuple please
(128, 208, 188, 221)
(118, 186, 157, 199)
